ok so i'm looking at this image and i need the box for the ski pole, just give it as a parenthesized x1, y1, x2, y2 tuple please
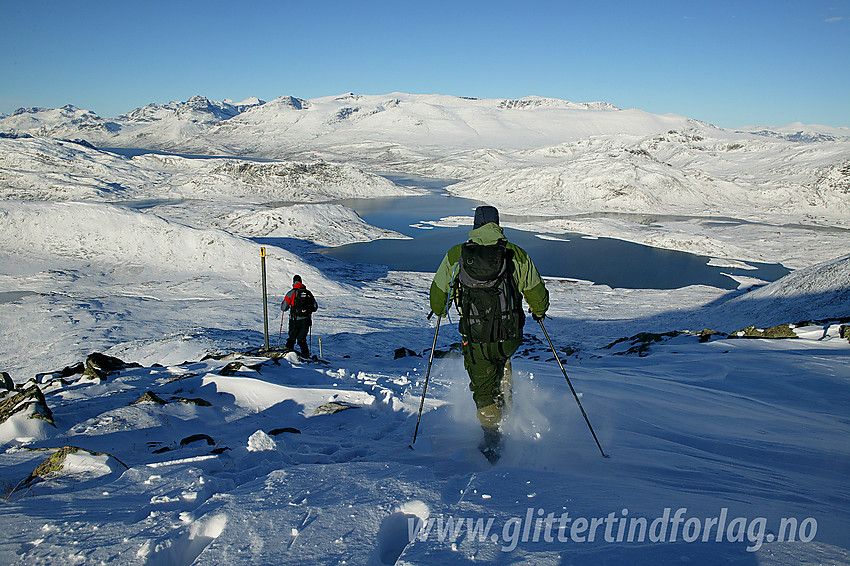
(277, 311, 285, 348)
(538, 318, 609, 458)
(410, 313, 441, 448)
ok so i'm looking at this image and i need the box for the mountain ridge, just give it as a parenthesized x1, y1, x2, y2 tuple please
(3, 92, 846, 157)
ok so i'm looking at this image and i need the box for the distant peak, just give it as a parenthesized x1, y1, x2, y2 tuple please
(225, 97, 265, 107)
(270, 96, 308, 110)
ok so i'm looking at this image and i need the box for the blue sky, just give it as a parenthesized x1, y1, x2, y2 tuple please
(1, 0, 848, 128)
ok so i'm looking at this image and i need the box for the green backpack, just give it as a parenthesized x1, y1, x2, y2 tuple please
(453, 241, 525, 343)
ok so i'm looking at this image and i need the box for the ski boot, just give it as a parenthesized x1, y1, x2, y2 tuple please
(478, 427, 503, 465)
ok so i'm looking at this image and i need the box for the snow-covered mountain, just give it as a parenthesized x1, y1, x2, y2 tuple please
(4, 92, 846, 157)
(3, 93, 847, 223)
(740, 122, 850, 143)
(0, 95, 264, 151)
(0, 104, 123, 139)
(0, 136, 418, 203)
(0, 92, 719, 158)
(444, 130, 850, 218)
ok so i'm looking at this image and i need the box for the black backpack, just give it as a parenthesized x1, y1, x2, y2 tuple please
(453, 241, 525, 343)
(292, 288, 318, 317)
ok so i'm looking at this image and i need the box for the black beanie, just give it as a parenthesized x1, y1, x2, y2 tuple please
(293, 275, 302, 284)
(473, 206, 500, 229)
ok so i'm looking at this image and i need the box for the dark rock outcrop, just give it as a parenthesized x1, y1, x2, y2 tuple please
(0, 384, 54, 427)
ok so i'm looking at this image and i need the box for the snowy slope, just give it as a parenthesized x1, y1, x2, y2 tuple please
(710, 254, 850, 327)
(0, 137, 420, 204)
(0, 91, 849, 565)
(443, 130, 850, 218)
(0, 200, 326, 286)
(0, 264, 848, 565)
(217, 203, 408, 247)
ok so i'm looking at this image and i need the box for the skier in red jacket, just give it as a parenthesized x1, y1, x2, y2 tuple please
(281, 275, 318, 358)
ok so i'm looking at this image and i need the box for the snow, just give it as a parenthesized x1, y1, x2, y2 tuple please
(59, 451, 122, 479)
(0, 410, 52, 444)
(707, 258, 757, 270)
(0, 93, 849, 565)
(218, 203, 408, 247)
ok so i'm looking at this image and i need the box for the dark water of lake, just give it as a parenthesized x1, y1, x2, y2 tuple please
(323, 175, 790, 290)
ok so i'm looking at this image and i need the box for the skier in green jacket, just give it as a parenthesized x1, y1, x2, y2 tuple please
(429, 205, 549, 462)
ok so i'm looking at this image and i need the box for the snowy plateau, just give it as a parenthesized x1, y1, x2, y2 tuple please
(0, 92, 848, 565)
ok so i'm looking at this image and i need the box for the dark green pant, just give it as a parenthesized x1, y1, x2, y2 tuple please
(286, 317, 311, 356)
(462, 339, 520, 429)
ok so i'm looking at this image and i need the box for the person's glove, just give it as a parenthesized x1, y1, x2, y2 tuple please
(532, 312, 546, 322)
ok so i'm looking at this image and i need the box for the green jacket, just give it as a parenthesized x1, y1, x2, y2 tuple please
(429, 222, 549, 318)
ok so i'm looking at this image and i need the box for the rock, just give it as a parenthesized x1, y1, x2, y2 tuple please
(131, 391, 167, 405)
(1, 372, 14, 391)
(697, 329, 725, 343)
(393, 347, 421, 360)
(603, 331, 681, 356)
(263, 351, 289, 360)
(27, 446, 127, 484)
(268, 427, 301, 435)
(0, 384, 55, 427)
(180, 434, 215, 447)
(313, 401, 359, 415)
(60, 362, 86, 376)
(30, 446, 81, 478)
(83, 353, 137, 380)
(730, 324, 798, 339)
(35, 362, 84, 382)
(560, 345, 581, 357)
(201, 352, 242, 362)
(219, 361, 243, 376)
(164, 372, 198, 384)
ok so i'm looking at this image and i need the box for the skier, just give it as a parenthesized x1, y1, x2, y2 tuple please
(429, 205, 549, 463)
(281, 275, 318, 359)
